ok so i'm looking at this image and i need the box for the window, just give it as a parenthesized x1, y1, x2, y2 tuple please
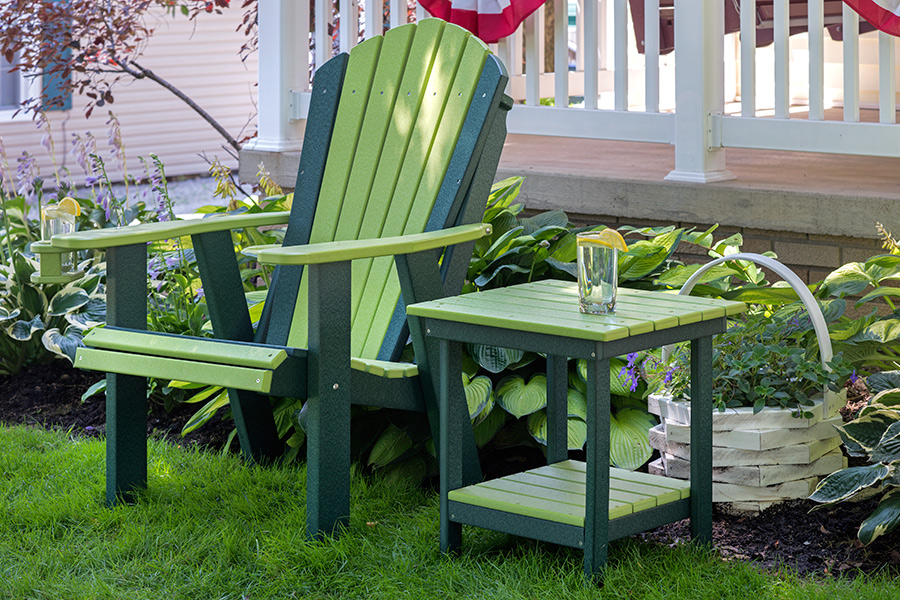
(0, 53, 20, 110)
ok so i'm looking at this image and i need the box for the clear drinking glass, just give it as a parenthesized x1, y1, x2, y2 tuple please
(577, 234, 618, 314)
(41, 204, 75, 273)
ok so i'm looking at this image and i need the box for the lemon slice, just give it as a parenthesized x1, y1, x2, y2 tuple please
(577, 229, 628, 252)
(57, 196, 81, 217)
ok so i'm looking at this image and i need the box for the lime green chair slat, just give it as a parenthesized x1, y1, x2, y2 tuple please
(255, 223, 490, 265)
(83, 328, 288, 369)
(75, 348, 274, 394)
(49, 212, 291, 250)
(356, 31, 491, 359)
(288, 20, 448, 351)
(350, 357, 418, 378)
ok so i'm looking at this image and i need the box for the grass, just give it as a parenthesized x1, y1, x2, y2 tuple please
(1, 426, 899, 599)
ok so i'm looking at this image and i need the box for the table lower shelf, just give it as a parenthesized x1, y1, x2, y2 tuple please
(448, 460, 693, 548)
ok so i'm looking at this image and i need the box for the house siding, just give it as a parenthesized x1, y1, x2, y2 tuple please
(1, 6, 256, 186)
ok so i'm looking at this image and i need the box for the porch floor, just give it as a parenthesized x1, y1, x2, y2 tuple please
(497, 128, 900, 242)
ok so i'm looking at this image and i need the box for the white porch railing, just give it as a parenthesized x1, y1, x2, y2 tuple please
(246, 0, 900, 183)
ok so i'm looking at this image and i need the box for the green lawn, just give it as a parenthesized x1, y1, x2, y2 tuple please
(0, 426, 898, 599)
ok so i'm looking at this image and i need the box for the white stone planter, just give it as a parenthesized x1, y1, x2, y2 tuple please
(647, 390, 848, 513)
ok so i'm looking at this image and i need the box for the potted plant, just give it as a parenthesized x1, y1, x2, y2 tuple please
(644, 255, 852, 512)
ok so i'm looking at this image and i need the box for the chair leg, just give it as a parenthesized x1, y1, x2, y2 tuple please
(228, 389, 284, 462)
(305, 262, 351, 539)
(441, 518, 462, 555)
(105, 373, 147, 506)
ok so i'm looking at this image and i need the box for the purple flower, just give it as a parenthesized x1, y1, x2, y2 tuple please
(84, 175, 101, 187)
(663, 365, 677, 385)
(849, 369, 859, 385)
(70, 133, 91, 175)
(194, 287, 205, 301)
(15, 151, 38, 200)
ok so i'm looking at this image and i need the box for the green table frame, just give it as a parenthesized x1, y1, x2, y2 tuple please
(406, 280, 745, 580)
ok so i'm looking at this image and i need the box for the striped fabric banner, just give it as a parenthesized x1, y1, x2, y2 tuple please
(844, 0, 900, 36)
(418, 0, 547, 42)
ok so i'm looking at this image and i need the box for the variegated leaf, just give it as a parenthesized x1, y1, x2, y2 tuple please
(841, 410, 900, 454)
(464, 374, 493, 421)
(810, 463, 891, 504)
(871, 421, 900, 464)
(182, 389, 230, 435)
(65, 297, 106, 330)
(0, 306, 20, 322)
(8, 315, 44, 341)
(526, 410, 588, 450)
(41, 327, 83, 362)
(859, 487, 900, 545)
(467, 343, 524, 374)
(473, 405, 507, 448)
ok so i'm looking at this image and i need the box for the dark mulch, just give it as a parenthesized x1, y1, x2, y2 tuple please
(1, 361, 899, 578)
(0, 359, 233, 450)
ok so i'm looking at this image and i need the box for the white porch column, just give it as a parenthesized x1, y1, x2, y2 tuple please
(665, 0, 734, 183)
(243, 0, 308, 153)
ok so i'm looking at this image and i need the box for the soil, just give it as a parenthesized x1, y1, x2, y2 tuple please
(2, 361, 899, 579)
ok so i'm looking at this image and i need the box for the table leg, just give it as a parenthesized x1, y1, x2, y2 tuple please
(546, 355, 568, 464)
(583, 355, 611, 580)
(439, 338, 463, 555)
(690, 336, 713, 545)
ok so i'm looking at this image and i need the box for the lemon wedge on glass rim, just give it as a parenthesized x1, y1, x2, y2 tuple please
(57, 196, 82, 217)
(577, 228, 628, 252)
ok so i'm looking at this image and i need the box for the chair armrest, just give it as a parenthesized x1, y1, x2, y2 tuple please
(44, 211, 291, 250)
(252, 223, 492, 266)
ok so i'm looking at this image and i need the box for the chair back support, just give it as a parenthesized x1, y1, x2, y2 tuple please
(260, 19, 507, 360)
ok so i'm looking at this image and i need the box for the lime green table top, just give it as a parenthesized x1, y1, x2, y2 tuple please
(406, 279, 746, 343)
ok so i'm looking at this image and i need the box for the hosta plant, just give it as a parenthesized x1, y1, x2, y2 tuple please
(0, 252, 105, 374)
(809, 370, 900, 544)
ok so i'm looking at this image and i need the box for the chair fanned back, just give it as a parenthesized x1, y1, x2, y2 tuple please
(260, 19, 507, 361)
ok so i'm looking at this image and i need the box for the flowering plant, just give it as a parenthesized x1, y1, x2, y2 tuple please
(648, 306, 851, 415)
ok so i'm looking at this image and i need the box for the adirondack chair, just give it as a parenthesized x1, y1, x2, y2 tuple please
(33, 18, 511, 538)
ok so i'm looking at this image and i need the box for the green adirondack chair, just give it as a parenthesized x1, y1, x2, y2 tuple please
(32, 18, 511, 538)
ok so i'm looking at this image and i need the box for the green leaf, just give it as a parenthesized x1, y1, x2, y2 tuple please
(567, 388, 587, 420)
(473, 405, 507, 448)
(41, 326, 83, 362)
(496, 374, 548, 418)
(8, 315, 44, 341)
(80, 378, 106, 402)
(867, 371, 900, 394)
(46, 287, 90, 316)
(0, 307, 20, 322)
(840, 409, 900, 452)
(65, 297, 106, 330)
(654, 264, 739, 288)
(618, 242, 667, 281)
(526, 410, 588, 450)
(545, 257, 577, 279)
(183, 385, 225, 405)
(721, 286, 802, 304)
(519, 211, 568, 234)
(870, 389, 900, 407)
(182, 389, 230, 435)
(855, 287, 900, 307)
(809, 463, 891, 504)
(577, 358, 633, 397)
(381, 455, 428, 486)
(819, 263, 875, 297)
(463, 374, 493, 421)
(367, 424, 413, 467)
(859, 488, 900, 544)
(610, 408, 656, 470)
(466, 344, 524, 373)
(871, 421, 900, 463)
(850, 319, 900, 344)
